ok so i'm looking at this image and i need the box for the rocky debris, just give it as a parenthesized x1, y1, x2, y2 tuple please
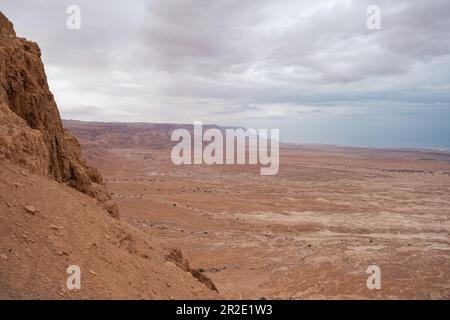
(0, 11, 118, 218)
(166, 249, 218, 292)
(23, 205, 36, 214)
(201, 264, 240, 273)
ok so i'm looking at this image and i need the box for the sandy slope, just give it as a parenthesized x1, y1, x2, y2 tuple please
(0, 162, 219, 299)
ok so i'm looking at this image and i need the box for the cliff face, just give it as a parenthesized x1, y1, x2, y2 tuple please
(0, 12, 118, 218)
(0, 13, 220, 299)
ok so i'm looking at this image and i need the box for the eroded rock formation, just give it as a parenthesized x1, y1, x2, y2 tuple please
(0, 12, 118, 218)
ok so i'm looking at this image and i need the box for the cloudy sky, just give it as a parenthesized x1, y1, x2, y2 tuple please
(2, 0, 450, 148)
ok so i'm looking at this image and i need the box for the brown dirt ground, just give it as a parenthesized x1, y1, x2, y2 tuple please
(66, 122, 450, 299)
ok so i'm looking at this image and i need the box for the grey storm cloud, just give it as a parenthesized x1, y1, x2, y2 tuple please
(1, 0, 450, 147)
(140, 0, 450, 81)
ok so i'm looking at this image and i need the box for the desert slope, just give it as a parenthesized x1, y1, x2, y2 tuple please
(0, 162, 218, 299)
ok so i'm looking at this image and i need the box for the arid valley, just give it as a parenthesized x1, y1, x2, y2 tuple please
(1, 4, 450, 302)
(65, 120, 450, 299)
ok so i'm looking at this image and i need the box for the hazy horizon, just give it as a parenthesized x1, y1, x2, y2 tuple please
(61, 118, 450, 151)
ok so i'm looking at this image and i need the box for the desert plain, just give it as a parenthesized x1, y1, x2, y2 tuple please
(65, 120, 450, 299)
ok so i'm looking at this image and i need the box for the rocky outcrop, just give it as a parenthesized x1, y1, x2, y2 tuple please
(0, 12, 118, 218)
(0, 102, 50, 174)
(166, 249, 218, 292)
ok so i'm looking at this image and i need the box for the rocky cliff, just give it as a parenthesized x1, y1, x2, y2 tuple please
(0, 12, 118, 218)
